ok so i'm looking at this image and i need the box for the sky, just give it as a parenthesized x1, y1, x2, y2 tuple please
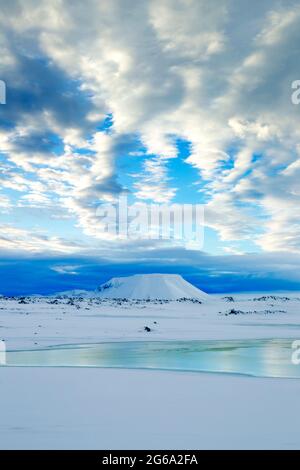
(1, 0, 300, 294)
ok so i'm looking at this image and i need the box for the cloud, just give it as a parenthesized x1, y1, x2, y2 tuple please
(134, 157, 177, 203)
(1, 249, 300, 295)
(0, 225, 84, 254)
(51, 264, 81, 275)
(0, 0, 300, 254)
(0, 193, 11, 212)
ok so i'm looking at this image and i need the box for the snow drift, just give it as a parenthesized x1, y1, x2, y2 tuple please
(96, 274, 209, 301)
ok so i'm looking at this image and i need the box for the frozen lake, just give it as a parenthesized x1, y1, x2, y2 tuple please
(1, 338, 300, 379)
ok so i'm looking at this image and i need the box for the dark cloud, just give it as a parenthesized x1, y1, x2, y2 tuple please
(1, 250, 300, 295)
(1, 52, 97, 138)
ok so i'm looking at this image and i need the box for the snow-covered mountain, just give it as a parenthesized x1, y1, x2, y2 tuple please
(54, 289, 91, 298)
(96, 274, 209, 301)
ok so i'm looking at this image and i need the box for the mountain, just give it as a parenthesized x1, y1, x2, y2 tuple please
(96, 274, 209, 301)
(54, 289, 91, 298)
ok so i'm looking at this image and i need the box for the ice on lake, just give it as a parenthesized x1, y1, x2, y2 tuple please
(2, 338, 300, 379)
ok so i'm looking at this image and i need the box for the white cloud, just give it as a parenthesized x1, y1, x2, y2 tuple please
(0, 194, 11, 212)
(134, 157, 177, 203)
(0, 225, 84, 254)
(1, 0, 300, 253)
(51, 264, 81, 275)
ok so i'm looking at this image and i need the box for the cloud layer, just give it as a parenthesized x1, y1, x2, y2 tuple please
(0, 0, 300, 259)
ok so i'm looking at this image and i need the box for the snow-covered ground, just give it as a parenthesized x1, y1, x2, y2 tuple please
(0, 293, 300, 350)
(1, 292, 300, 449)
(1, 367, 300, 450)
